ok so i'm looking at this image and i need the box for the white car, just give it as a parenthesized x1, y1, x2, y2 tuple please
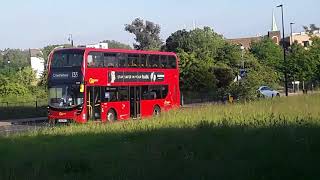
(257, 86, 280, 98)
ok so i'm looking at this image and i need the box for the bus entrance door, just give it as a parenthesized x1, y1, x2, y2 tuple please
(87, 87, 101, 121)
(130, 86, 141, 119)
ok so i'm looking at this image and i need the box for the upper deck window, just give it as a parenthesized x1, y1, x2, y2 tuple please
(51, 50, 84, 68)
(87, 52, 177, 69)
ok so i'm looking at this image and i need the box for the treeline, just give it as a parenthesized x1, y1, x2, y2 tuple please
(163, 28, 281, 100)
(125, 19, 320, 100)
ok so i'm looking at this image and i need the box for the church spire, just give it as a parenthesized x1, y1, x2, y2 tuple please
(272, 10, 278, 31)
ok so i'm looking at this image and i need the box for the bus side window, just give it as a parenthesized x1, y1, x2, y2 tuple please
(103, 87, 118, 102)
(151, 86, 161, 99)
(168, 56, 177, 69)
(118, 87, 129, 101)
(104, 53, 118, 68)
(160, 55, 168, 68)
(161, 85, 169, 99)
(88, 52, 103, 68)
(149, 55, 160, 68)
(118, 53, 128, 68)
(140, 54, 147, 68)
(128, 54, 139, 68)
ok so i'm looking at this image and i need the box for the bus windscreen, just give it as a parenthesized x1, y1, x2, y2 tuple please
(51, 49, 85, 68)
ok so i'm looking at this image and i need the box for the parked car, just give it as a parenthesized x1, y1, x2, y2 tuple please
(257, 86, 280, 98)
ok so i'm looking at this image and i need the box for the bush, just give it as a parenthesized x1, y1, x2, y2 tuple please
(0, 83, 29, 96)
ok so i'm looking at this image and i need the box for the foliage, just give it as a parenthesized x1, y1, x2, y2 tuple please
(287, 42, 316, 82)
(100, 40, 132, 49)
(250, 37, 283, 73)
(178, 50, 216, 91)
(0, 66, 44, 100)
(212, 64, 234, 89)
(0, 82, 29, 96)
(228, 62, 279, 100)
(308, 37, 320, 84)
(0, 49, 30, 70)
(125, 18, 163, 50)
(163, 29, 190, 52)
(165, 27, 258, 99)
(303, 24, 320, 34)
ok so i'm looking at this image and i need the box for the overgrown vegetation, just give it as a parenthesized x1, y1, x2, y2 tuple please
(1, 95, 320, 179)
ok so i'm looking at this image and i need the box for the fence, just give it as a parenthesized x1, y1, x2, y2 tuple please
(181, 91, 227, 105)
(0, 100, 47, 120)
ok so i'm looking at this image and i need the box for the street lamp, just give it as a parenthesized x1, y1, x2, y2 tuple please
(240, 45, 245, 69)
(290, 22, 295, 45)
(68, 34, 74, 47)
(277, 4, 289, 97)
(290, 22, 296, 93)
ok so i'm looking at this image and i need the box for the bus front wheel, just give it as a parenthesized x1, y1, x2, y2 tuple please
(107, 109, 117, 122)
(153, 106, 161, 117)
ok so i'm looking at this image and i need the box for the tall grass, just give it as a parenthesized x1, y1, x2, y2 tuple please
(29, 94, 320, 136)
(1, 95, 320, 180)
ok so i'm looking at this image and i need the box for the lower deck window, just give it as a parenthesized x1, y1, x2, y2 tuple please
(93, 85, 169, 103)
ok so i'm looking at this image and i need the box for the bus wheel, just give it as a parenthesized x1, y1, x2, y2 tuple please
(107, 109, 117, 122)
(153, 106, 161, 117)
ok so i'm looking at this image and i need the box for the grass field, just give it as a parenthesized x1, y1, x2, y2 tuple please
(1, 95, 320, 179)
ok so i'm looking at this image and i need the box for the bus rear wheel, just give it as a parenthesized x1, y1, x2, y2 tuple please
(107, 109, 117, 122)
(153, 106, 161, 117)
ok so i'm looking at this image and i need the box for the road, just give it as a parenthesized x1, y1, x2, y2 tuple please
(0, 117, 47, 136)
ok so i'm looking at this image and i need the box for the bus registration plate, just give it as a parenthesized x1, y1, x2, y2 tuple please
(58, 119, 68, 123)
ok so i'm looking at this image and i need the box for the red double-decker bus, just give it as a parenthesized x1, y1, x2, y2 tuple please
(47, 47, 180, 123)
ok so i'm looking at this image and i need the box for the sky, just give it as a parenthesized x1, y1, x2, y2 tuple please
(0, 0, 319, 49)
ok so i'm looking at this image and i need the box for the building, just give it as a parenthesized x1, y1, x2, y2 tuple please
(227, 12, 281, 49)
(29, 49, 45, 79)
(284, 30, 320, 48)
(85, 42, 108, 49)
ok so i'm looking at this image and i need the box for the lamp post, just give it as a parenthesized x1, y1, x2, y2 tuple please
(277, 4, 289, 97)
(68, 34, 74, 47)
(290, 22, 295, 45)
(290, 22, 296, 93)
(241, 45, 245, 69)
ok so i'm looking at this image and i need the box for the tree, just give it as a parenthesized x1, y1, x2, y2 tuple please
(0, 67, 37, 97)
(164, 27, 241, 93)
(287, 42, 315, 84)
(212, 64, 234, 89)
(125, 18, 163, 50)
(178, 50, 216, 91)
(303, 24, 320, 34)
(0, 49, 30, 70)
(163, 29, 191, 52)
(250, 37, 283, 75)
(308, 36, 320, 84)
(100, 40, 132, 49)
